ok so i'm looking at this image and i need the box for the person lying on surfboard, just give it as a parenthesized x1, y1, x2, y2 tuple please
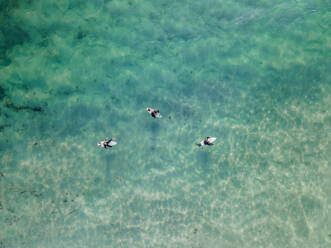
(146, 107, 162, 118)
(97, 138, 117, 149)
(197, 136, 216, 147)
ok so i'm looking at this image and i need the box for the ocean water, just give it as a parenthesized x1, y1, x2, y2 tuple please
(0, 0, 330, 247)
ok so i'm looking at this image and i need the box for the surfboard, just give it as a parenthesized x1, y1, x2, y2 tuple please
(154, 112, 162, 118)
(146, 107, 162, 118)
(198, 137, 216, 146)
(109, 141, 117, 146)
(198, 140, 205, 146)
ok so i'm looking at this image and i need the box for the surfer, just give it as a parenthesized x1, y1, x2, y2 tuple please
(97, 138, 117, 149)
(197, 136, 216, 147)
(146, 107, 162, 118)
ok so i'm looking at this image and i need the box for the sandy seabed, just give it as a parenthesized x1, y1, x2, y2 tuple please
(0, 0, 330, 247)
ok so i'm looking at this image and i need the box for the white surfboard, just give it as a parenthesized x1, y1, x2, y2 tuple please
(146, 107, 162, 118)
(97, 139, 117, 147)
(109, 141, 117, 147)
(154, 112, 162, 118)
(198, 137, 216, 146)
(198, 140, 205, 146)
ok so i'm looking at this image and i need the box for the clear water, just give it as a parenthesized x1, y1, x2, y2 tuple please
(0, 0, 330, 247)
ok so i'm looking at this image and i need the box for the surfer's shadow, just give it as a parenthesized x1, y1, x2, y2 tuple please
(196, 148, 218, 174)
(196, 150, 211, 164)
(145, 121, 160, 134)
(104, 153, 117, 185)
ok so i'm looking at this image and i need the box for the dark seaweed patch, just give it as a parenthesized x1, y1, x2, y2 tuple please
(0, 86, 5, 100)
(20, 190, 43, 198)
(76, 31, 87, 40)
(0, 125, 6, 132)
(0, 1, 30, 66)
(9, 104, 42, 112)
(0, 1, 19, 13)
(0, 24, 29, 49)
(3, 99, 42, 112)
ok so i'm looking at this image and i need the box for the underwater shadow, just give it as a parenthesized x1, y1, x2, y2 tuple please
(104, 153, 116, 185)
(196, 150, 211, 165)
(145, 121, 160, 135)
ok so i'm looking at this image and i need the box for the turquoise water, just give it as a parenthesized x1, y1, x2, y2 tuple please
(0, 0, 330, 247)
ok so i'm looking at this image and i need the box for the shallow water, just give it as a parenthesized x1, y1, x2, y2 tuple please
(0, 0, 330, 247)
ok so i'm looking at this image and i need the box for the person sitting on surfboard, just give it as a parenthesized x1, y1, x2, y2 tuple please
(97, 138, 117, 149)
(146, 107, 162, 118)
(197, 136, 216, 147)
